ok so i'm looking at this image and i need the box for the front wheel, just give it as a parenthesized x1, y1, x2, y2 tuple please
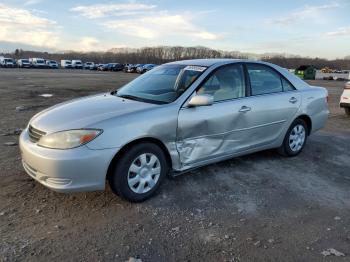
(345, 107, 350, 116)
(109, 143, 168, 202)
(278, 118, 308, 157)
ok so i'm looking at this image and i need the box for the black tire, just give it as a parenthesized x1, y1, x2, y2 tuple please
(278, 118, 308, 157)
(345, 108, 350, 116)
(109, 143, 168, 202)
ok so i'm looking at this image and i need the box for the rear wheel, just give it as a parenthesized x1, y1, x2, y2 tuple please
(345, 107, 350, 116)
(278, 118, 308, 157)
(109, 143, 168, 202)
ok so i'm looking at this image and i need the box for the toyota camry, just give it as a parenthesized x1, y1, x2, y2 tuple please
(20, 59, 329, 202)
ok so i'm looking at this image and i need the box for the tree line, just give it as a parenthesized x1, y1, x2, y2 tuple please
(2, 46, 350, 70)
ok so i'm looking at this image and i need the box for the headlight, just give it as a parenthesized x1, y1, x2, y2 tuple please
(37, 129, 102, 149)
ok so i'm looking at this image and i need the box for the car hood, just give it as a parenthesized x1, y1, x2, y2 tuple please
(30, 93, 158, 133)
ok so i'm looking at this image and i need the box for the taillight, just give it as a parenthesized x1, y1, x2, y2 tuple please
(326, 95, 329, 103)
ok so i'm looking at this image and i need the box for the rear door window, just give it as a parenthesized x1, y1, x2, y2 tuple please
(247, 64, 283, 95)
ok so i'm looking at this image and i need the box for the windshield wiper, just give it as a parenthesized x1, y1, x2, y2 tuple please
(115, 92, 167, 105)
(116, 93, 145, 102)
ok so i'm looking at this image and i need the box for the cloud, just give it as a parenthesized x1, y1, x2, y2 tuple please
(104, 13, 219, 40)
(70, 3, 156, 19)
(62, 37, 125, 52)
(24, 0, 43, 6)
(71, 2, 219, 42)
(0, 4, 60, 48)
(324, 27, 350, 37)
(268, 2, 340, 25)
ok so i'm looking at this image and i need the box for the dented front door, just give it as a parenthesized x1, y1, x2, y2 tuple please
(176, 98, 253, 167)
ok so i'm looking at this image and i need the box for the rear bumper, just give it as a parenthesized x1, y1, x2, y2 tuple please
(19, 129, 119, 193)
(340, 102, 350, 108)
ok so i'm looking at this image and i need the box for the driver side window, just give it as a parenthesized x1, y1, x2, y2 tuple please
(197, 64, 245, 102)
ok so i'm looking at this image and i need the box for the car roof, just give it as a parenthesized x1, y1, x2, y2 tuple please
(166, 58, 292, 68)
(166, 59, 247, 67)
(167, 58, 310, 90)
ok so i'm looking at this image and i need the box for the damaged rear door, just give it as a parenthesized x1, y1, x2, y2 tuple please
(176, 64, 253, 167)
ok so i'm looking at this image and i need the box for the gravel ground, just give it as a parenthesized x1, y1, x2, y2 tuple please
(0, 69, 349, 262)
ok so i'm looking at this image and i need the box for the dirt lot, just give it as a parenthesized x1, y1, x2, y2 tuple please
(0, 69, 350, 262)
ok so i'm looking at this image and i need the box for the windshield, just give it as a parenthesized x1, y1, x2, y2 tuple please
(5, 59, 13, 62)
(116, 64, 206, 104)
(22, 59, 29, 63)
(37, 60, 44, 63)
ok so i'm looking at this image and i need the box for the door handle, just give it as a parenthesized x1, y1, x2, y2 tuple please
(289, 97, 298, 104)
(239, 106, 251, 113)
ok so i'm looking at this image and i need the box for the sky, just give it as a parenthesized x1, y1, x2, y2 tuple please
(0, 0, 349, 59)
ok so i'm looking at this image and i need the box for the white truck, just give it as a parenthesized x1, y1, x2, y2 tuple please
(29, 58, 46, 68)
(61, 60, 72, 69)
(72, 60, 83, 69)
(46, 60, 59, 69)
(17, 59, 31, 68)
(340, 81, 350, 115)
(83, 62, 94, 69)
(0, 56, 15, 68)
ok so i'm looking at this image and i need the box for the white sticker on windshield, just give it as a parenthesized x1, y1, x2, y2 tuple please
(184, 65, 207, 72)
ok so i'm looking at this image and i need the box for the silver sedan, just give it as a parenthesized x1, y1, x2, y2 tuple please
(20, 59, 329, 202)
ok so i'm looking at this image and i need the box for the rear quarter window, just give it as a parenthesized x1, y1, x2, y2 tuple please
(281, 77, 296, 91)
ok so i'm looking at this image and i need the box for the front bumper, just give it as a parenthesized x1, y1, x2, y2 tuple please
(19, 129, 119, 193)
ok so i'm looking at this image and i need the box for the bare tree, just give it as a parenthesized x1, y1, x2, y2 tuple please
(2, 46, 350, 69)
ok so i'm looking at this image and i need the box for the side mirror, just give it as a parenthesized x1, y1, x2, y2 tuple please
(188, 94, 214, 107)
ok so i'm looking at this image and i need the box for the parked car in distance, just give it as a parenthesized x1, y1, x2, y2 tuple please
(0, 57, 15, 68)
(140, 64, 157, 73)
(123, 64, 132, 72)
(97, 64, 108, 71)
(136, 64, 144, 73)
(72, 60, 83, 69)
(84, 62, 94, 69)
(61, 60, 72, 69)
(46, 60, 59, 69)
(124, 64, 135, 73)
(29, 58, 46, 68)
(114, 63, 124, 71)
(17, 59, 31, 68)
(125, 64, 142, 73)
(340, 81, 350, 115)
(107, 63, 124, 71)
(107, 63, 117, 71)
(90, 63, 99, 70)
(136, 64, 146, 74)
(20, 59, 329, 202)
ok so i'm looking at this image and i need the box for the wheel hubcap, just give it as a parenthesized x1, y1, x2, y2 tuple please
(289, 124, 306, 152)
(127, 153, 161, 194)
